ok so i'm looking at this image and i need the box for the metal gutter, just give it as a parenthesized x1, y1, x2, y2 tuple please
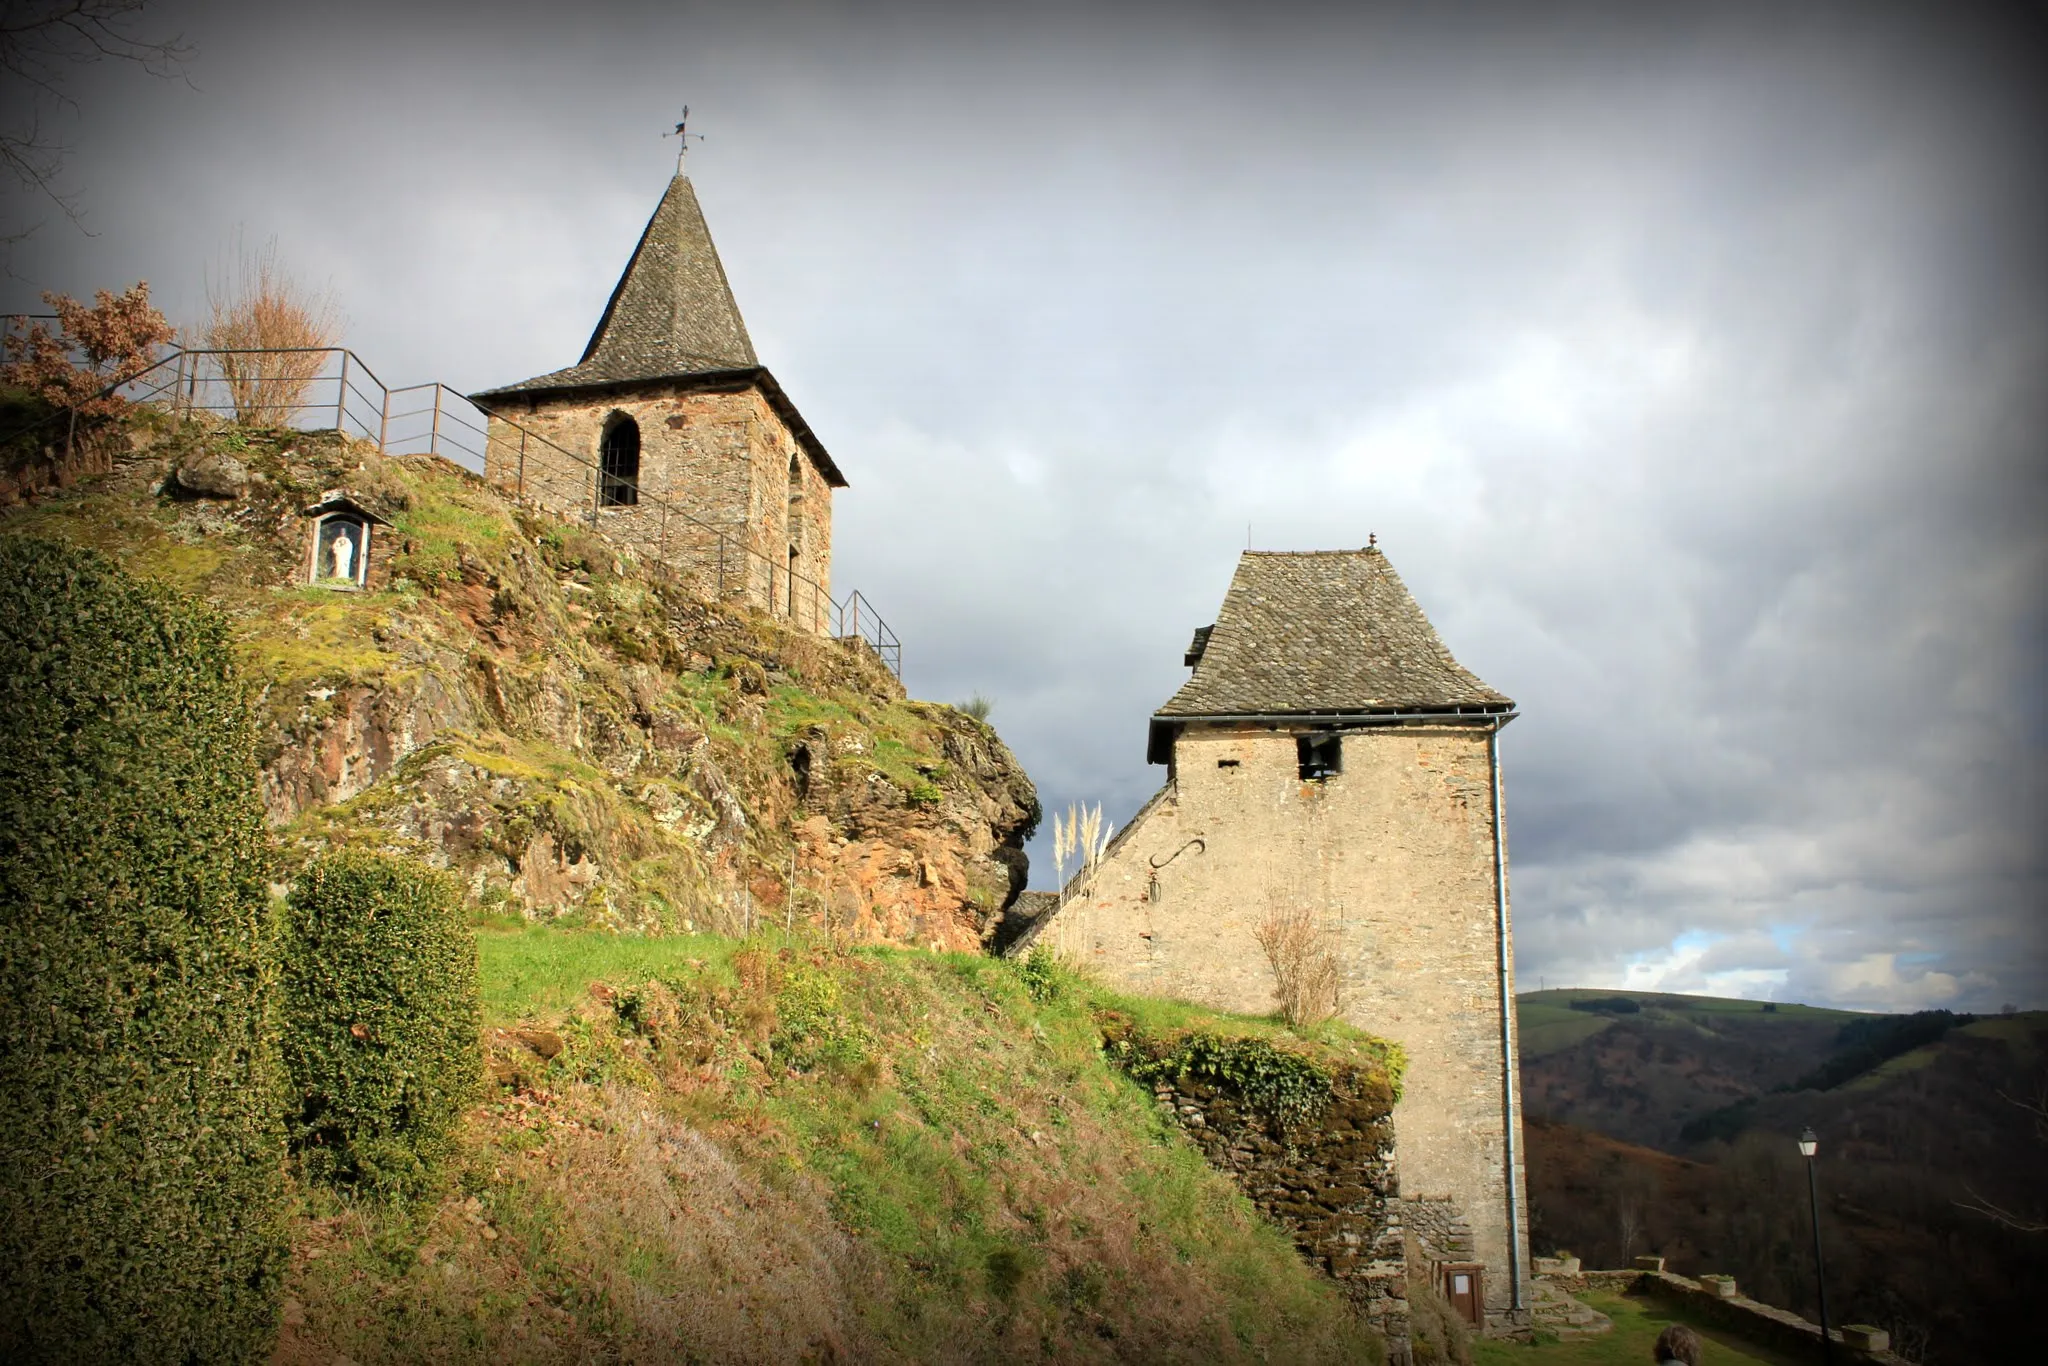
(1159, 706, 1515, 723)
(1489, 714, 1526, 1313)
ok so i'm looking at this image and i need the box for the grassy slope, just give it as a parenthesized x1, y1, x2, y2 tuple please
(276, 925, 1393, 1365)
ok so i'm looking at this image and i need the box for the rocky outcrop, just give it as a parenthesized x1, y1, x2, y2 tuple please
(1, 418, 1039, 945)
(172, 451, 252, 498)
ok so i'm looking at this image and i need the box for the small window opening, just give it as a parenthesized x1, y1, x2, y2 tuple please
(599, 415, 641, 508)
(1216, 758, 1241, 769)
(1297, 734, 1342, 781)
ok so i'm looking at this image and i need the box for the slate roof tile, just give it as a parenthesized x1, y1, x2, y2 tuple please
(477, 175, 756, 396)
(1156, 548, 1511, 716)
(471, 175, 847, 487)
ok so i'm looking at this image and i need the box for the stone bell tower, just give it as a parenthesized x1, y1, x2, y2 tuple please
(473, 174, 845, 631)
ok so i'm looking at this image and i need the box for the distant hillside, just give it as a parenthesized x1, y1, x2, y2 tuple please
(1517, 989, 1856, 1150)
(1518, 989, 2048, 1363)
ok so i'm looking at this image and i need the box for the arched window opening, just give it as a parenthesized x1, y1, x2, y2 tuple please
(784, 451, 803, 618)
(599, 415, 641, 508)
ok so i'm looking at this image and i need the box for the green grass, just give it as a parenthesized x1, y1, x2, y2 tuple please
(1959, 1011, 2048, 1067)
(1840, 1041, 1943, 1091)
(476, 924, 745, 1023)
(303, 924, 1393, 1361)
(1517, 1000, 1617, 1059)
(1473, 1290, 1803, 1366)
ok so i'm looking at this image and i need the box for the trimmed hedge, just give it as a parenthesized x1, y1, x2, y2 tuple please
(0, 537, 286, 1363)
(282, 850, 481, 1195)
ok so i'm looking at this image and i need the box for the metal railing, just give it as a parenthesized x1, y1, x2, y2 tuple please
(68, 344, 901, 676)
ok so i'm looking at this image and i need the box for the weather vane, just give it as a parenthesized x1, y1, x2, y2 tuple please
(666, 105, 705, 172)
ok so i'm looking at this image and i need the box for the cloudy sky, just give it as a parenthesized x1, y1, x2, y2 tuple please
(7, 0, 2042, 1012)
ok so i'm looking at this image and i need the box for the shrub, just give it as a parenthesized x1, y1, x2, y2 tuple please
(1406, 1275, 1474, 1366)
(771, 959, 872, 1075)
(1109, 1028, 1335, 1131)
(1018, 945, 1063, 1003)
(0, 282, 174, 418)
(282, 850, 481, 1196)
(1254, 892, 1341, 1029)
(203, 233, 344, 424)
(0, 537, 285, 1363)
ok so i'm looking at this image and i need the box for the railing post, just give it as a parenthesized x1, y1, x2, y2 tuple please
(335, 350, 350, 434)
(377, 378, 390, 452)
(516, 427, 527, 498)
(429, 384, 443, 460)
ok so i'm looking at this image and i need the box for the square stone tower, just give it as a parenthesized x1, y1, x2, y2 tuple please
(472, 175, 846, 631)
(1044, 546, 1530, 1332)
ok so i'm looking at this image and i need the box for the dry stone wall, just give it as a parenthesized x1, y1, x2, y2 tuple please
(1101, 1021, 1411, 1356)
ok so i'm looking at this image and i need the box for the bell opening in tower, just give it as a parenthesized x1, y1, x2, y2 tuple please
(599, 414, 641, 507)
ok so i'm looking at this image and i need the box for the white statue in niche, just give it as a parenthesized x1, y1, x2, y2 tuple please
(329, 525, 355, 580)
(315, 515, 366, 586)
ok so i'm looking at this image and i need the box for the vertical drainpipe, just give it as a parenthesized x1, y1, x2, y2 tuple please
(1489, 713, 1526, 1314)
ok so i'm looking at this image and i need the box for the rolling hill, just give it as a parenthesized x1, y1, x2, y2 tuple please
(1518, 988, 2046, 1363)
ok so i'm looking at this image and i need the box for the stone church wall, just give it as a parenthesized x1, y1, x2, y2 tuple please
(481, 384, 833, 632)
(1055, 722, 1529, 1326)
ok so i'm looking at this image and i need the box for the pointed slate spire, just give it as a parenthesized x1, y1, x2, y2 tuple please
(478, 175, 759, 394)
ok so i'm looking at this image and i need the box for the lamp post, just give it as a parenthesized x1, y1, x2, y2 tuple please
(1799, 1126, 1834, 1364)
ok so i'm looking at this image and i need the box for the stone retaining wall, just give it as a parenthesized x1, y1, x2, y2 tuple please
(1129, 1053, 1409, 1355)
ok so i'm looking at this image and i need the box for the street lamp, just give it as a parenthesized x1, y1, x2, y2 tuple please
(1799, 1127, 1834, 1364)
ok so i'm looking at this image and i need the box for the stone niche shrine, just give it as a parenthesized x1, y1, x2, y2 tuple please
(304, 493, 387, 590)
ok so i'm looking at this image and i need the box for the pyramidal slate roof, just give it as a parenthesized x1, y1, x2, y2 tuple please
(471, 177, 848, 487)
(1156, 548, 1512, 719)
(480, 175, 757, 393)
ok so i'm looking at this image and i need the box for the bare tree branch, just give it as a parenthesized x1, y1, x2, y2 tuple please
(1956, 1077, 2048, 1233)
(0, 0, 192, 237)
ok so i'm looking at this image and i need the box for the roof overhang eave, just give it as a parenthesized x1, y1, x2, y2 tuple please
(1146, 703, 1518, 764)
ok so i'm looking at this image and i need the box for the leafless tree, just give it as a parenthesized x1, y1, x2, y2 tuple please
(2, 0, 191, 239)
(202, 232, 344, 423)
(1253, 891, 1340, 1030)
(1958, 1077, 2048, 1233)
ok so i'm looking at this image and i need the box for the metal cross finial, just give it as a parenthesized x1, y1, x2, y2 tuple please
(666, 105, 705, 172)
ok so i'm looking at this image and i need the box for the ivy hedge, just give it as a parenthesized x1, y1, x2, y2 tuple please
(1106, 1026, 1338, 1130)
(281, 850, 481, 1195)
(0, 537, 286, 1363)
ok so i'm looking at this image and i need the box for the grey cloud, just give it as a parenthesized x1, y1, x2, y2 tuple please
(5, 0, 2040, 1012)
